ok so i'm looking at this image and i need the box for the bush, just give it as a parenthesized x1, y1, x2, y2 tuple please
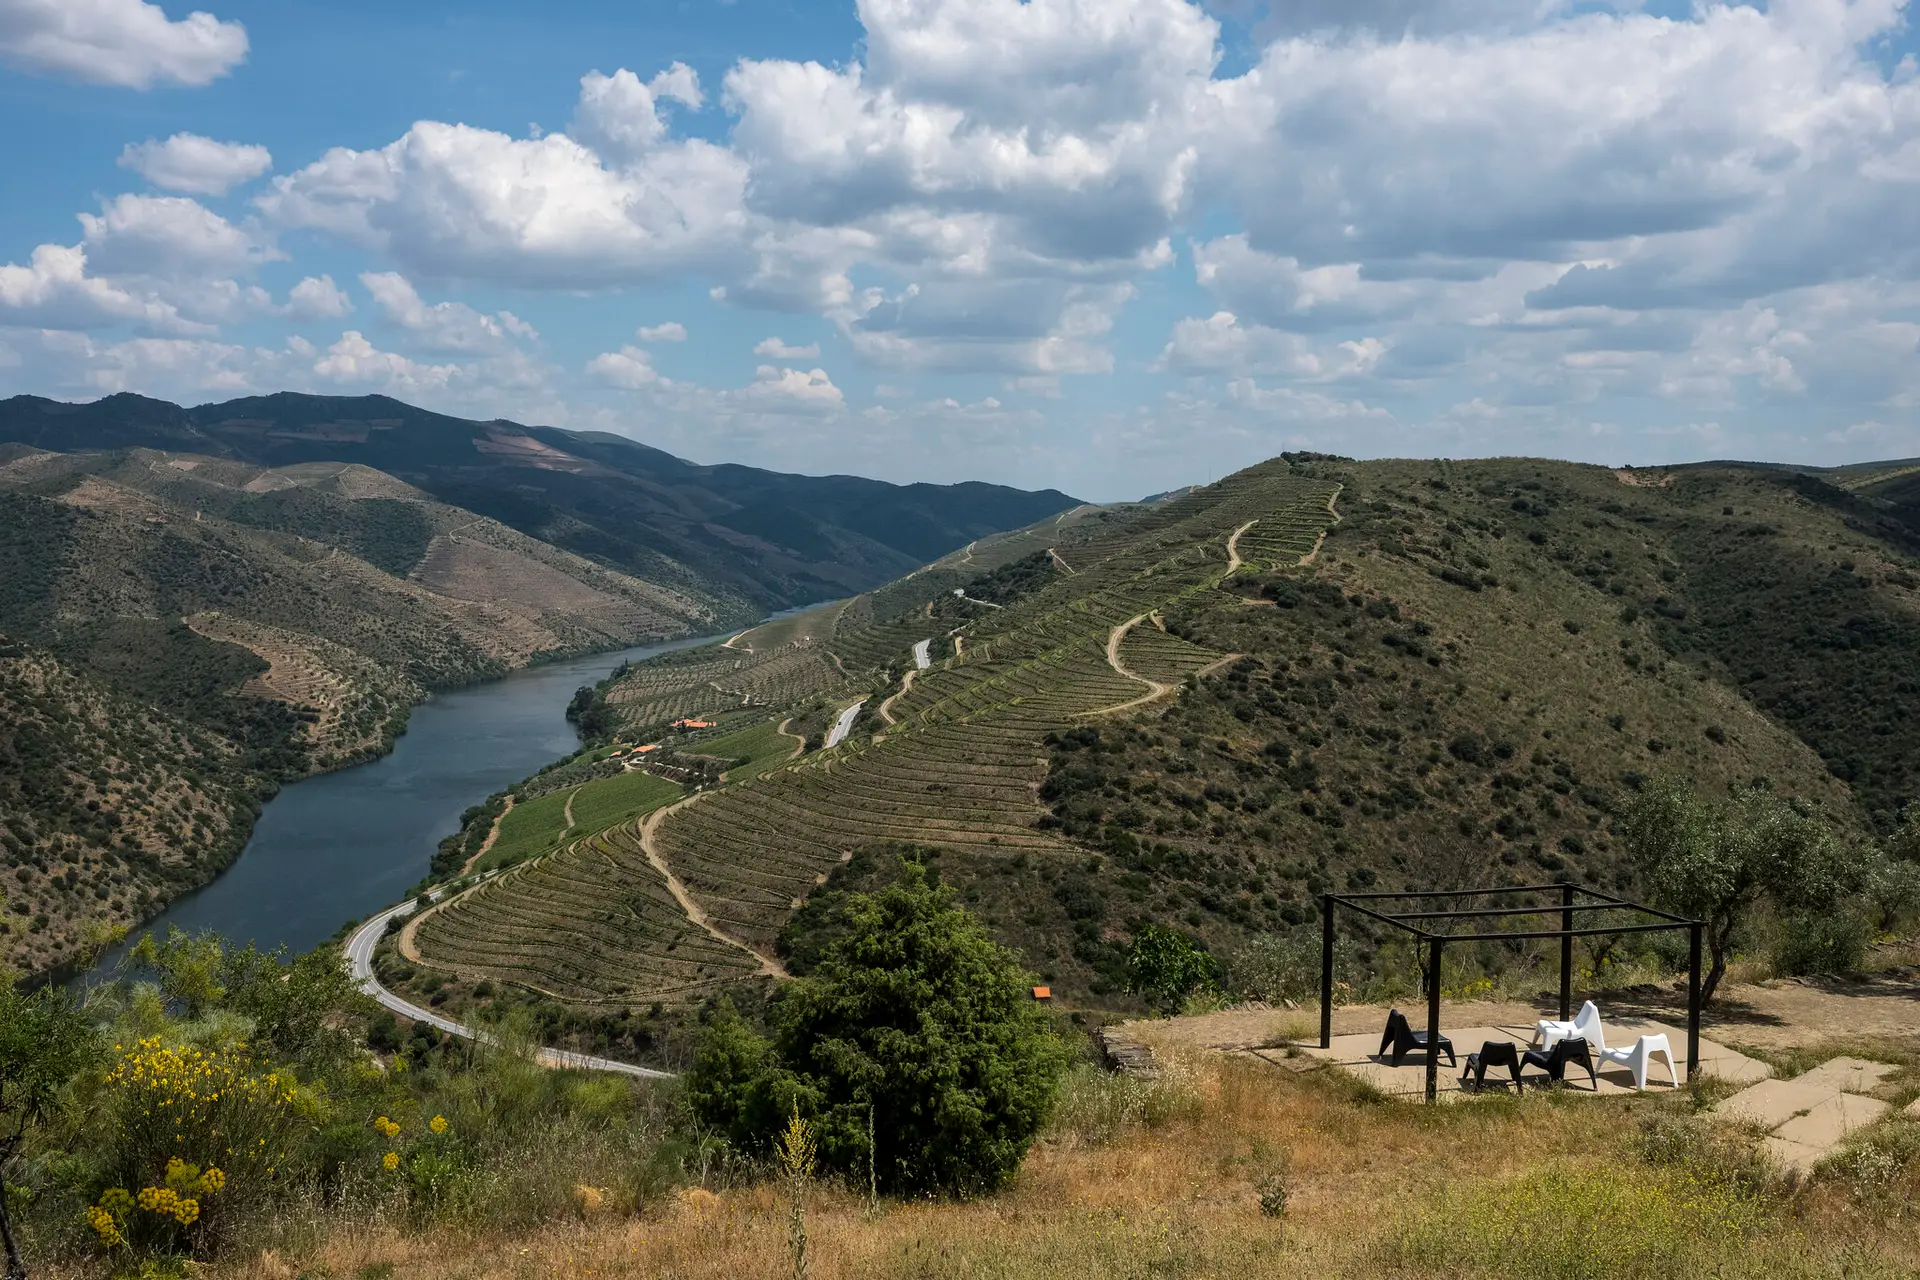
(1771, 910, 1869, 977)
(1126, 925, 1218, 1012)
(686, 863, 1069, 1196)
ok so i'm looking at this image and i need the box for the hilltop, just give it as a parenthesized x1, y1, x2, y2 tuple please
(396, 449, 1920, 1045)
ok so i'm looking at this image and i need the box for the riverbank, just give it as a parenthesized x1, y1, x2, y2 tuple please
(72, 628, 736, 987)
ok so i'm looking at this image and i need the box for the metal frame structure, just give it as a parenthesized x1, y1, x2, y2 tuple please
(1319, 882, 1704, 1102)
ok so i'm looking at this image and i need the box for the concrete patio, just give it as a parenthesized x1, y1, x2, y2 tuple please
(1298, 1015, 1772, 1100)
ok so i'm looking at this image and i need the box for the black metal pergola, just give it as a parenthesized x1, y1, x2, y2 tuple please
(1319, 882, 1704, 1102)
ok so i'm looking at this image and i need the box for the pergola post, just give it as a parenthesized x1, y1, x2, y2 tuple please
(1687, 921, 1703, 1077)
(1559, 882, 1575, 1020)
(1426, 935, 1443, 1104)
(1319, 893, 1335, 1050)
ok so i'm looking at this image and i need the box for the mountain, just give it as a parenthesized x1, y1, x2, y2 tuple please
(403, 451, 1920, 1022)
(0, 393, 1082, 611)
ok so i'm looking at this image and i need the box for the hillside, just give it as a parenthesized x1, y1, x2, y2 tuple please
(0, 638, 260, 974)
(397, 450, 1920, 1035)
(0, 393, 1082, 611)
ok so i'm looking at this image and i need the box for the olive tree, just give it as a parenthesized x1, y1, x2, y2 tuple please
(1624, 781, 1870, 1003)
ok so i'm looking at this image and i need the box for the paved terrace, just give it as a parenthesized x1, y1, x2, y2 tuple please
(1299, 1015, 1770, 1100)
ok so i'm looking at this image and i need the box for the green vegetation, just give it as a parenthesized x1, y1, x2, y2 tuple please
(1625, 780, 1874, 1000)
(1125, 924, 1218, 1012)
(686, 865, 1069, 1195)
(0, 984, 97, 1277)
(701, 719, 803, 782)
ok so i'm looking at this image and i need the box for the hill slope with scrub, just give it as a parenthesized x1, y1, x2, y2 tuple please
(405, 450, 1920, 1030)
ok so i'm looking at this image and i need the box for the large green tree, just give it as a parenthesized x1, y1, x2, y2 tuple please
(687, 864, 1068, 1195)
(0, 986, 96, 1278)
(1624, 781, 1870, 1003)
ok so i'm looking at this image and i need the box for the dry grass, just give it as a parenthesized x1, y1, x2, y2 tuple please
(38, 1037, 1903, 1280)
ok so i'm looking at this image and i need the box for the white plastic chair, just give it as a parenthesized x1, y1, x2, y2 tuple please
(1534, 999, 1605, 1053)
(1597, 1033, 1678, 1091)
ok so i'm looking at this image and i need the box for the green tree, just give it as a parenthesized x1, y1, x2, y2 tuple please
(127, 927, 226, 1019)
(1126, 924, 1217, 1012)
(0, 985, 97, 1279)
(1625, 781, 1870, 1003)
(687, 864, 1068, 1195)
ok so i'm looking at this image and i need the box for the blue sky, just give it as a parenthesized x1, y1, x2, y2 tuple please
(2, 0, 1918, 499)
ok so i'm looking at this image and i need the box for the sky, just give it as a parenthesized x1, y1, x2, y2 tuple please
(1, 0, 1917, 500)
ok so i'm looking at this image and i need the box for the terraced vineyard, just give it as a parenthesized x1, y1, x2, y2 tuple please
(411, 462, 1342, 1004)
(413, 821, 762, 1004)
(602, 644, 847, 733)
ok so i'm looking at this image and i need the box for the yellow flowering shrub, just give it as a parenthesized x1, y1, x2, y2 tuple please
(102, 1038, 308, 1210)
(87, 1158, 226, 1253)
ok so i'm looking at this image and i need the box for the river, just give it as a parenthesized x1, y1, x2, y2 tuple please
(83, 630, 729, 980)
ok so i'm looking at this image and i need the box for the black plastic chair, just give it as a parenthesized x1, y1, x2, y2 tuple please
(1378, 1008, 1456, 1068)
(1520, 1035, 1598, 1089)
(1462, 1040, 1524, 1092)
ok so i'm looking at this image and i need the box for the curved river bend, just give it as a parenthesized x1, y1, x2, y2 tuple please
(87, 632, 725, 976)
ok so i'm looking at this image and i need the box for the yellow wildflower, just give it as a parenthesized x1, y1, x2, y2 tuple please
(382, 1151, 400, 1171)
(429, 1114, 448, 1134)
(173, 1197, 200, 1226)
(199, 1167, 226, 1194)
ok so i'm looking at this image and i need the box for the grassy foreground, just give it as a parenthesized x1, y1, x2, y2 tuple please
(99, 1039, 1920, 1280)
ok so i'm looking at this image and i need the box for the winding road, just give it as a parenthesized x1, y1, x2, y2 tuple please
(344, 894, 674, 1079)
(825, 699, 866, 748)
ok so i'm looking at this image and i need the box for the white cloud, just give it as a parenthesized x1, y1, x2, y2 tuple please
(0, 0, 248, 88)
(0, 243, 203, 334)
(753, 335, 819, 359)
(78, 194, 273, 279)
(739, 364, 844, 410)
(637, 321, 686, 341)
(586, 345, 667, 389)
(358, 272, 533, 351)
(260, 107, 749, 289)
(286, 274, 351, 319)
(312, 330, 458, 393)
(119, 133, 272, 195)
(570, 64, 703, 164)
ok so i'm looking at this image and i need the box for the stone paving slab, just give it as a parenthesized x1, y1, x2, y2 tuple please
(1773, 1093, 1891, 1148)
(1763, 1135, 1830, 1179)
(1720, 1077, 1843, 1130)
(1794, 1057, 1900, 1096)
(1715, 1056, 1905, 1177)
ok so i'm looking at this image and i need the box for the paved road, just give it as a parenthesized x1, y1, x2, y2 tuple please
(824, 699, 866, 748)
(912, 638, 931, 670)
(343, 892, 674, 1080)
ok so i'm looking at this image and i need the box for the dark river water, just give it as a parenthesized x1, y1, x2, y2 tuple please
(83, 630, 728, 979)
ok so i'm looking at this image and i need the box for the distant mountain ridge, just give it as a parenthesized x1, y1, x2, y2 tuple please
(0, 393, 1081, 611)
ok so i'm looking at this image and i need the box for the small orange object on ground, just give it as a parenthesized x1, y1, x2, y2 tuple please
(1032, 986, 1051, 1001)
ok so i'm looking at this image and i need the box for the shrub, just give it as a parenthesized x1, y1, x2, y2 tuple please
(686, 863, 1069, 1196)
(1126, 925, 1218, 1013)
(1771, 910, 1869, 977)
